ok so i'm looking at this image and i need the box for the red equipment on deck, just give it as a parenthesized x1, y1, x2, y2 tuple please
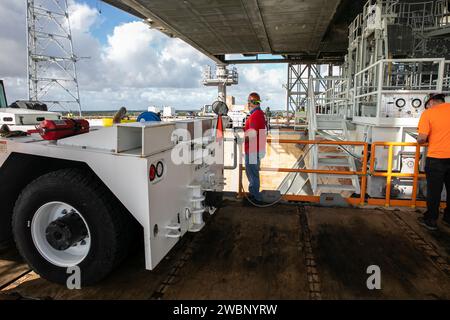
(37, 119, 90, 140)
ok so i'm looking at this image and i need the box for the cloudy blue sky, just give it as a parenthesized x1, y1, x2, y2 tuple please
(0, 0, 287, 111)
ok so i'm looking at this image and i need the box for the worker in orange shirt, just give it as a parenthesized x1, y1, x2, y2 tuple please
(417, 93, 450, 230)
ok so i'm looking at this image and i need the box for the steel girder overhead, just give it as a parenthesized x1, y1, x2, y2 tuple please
(102, 0, 366, 64)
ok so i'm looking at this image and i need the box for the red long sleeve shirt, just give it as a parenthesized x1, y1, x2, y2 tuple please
(244, 107, 267, 154)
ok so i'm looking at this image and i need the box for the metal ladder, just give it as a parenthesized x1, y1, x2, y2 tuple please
(306, 79, 361, 196)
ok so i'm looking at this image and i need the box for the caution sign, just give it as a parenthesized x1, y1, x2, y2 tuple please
(0, 141, 7, 154)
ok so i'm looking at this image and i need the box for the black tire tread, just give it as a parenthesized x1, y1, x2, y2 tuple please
(12, 168, 134, 284)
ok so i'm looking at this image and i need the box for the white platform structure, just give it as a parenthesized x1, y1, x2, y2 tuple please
(202, 65, 238, 102)
(301, 0, 450, 199)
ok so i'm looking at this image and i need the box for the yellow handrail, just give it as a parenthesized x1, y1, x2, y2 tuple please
(237, 139, 445, 209)
(369, 142, 428, 208)
(239, 139, 369, 206)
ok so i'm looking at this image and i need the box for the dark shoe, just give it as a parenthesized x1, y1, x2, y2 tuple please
(443, 214, 450, 227)
(422, 210, 433, 220)
(418, 217, 438, 231)
(251, 198, 270, 206)
(242, 196, 254, 207)
(242, 196, 268, 207)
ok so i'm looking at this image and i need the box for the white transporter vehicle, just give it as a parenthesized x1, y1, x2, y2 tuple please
(0, 82, 227, 285)
(0, 81, 62, 131)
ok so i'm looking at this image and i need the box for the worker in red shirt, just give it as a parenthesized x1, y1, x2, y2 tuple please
(244, 92, 267, 205)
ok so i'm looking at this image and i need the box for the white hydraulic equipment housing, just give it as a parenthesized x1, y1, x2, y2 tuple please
(306, 0, 450, 200)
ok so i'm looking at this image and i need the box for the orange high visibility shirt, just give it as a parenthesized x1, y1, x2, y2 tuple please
(418, 103, 450, 158)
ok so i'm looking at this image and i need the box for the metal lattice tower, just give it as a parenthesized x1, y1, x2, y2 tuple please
(27, 0, 82, 115)
(285, 64, 331, 113)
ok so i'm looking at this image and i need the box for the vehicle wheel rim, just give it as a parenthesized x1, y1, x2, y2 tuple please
(31, 201, 91, 267)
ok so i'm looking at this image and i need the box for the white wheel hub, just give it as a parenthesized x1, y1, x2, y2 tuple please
(31, 201, 91, 267)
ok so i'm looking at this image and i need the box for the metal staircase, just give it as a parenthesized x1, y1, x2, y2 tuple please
(315, 144, 361, 195)
(306, 77, 361, 196)
(294, 111, 308, 131)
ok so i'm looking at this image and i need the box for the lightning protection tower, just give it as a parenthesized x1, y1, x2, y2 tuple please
(26, 0, 82, 115)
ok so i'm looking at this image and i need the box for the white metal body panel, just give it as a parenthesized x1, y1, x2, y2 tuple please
(0, 108, 61, 128)
(57, 127, 117, 152)
(147, 149, 195, 266)
(140, 123, 176, 156)
(352, 116, 420, 127)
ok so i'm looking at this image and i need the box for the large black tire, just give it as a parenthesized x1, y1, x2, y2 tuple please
(12, 168, 135, 286)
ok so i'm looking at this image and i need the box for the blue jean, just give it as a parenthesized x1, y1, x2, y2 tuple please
(245, 153, 264, 201)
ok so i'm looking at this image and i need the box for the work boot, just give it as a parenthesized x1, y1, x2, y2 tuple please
(418, 217, 438, 231)
(249, 197, 270, 206)
(242, 196, 254, 207)
(242, 196, 268, 207)
(443, 212, 450, 227)
(422, 210, 432, 220)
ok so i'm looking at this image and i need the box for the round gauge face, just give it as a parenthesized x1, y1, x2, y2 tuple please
(412, 98, 422, 109)
(212, 101, 229, 115)
(395, 98, 406, 108)
(156, 161, 164, 178)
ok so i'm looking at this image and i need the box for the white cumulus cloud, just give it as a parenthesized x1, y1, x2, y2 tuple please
(0, 0, 287, 111)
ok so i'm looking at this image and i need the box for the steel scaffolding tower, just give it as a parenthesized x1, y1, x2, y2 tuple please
(285, 64, 331, 113)
(26, 0, 82, 115)
(286, 64, 310, 113)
